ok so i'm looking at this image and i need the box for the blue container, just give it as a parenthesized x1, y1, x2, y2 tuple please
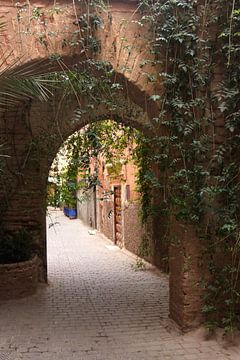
(63, 206, 67, 216)
(68, 208, 77, 219)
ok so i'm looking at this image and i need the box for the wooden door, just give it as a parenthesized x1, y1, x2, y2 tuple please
(114, 186, 122, 247)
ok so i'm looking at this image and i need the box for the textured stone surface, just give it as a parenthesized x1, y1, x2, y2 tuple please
(123, 201, 143, 256)
(0, 209, 239, 360)
(169, 222, 206, 329)
(0, 256, 38, 300)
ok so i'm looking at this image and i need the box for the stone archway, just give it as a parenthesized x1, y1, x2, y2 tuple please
(0, 0, 206, 330)
(0, 66, 153, 272)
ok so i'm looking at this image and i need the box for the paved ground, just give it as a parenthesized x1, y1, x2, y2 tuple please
(0, 209, 239, 360)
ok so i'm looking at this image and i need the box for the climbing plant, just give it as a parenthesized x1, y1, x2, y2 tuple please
(135, 0, 240, 332)
(13, 0, 104, 55)
(49, 119, 138, 207)
(1, 0, 240, 332)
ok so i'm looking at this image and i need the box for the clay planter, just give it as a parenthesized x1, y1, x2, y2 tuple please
(0, 255, 39, 300)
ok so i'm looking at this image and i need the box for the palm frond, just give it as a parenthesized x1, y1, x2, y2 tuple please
(0, 59, 61, 108)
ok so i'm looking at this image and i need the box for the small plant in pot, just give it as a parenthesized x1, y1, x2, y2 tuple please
(0, 227, 37, 264)
(61, 179, 77, 219)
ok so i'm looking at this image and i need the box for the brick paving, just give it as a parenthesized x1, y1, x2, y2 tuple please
(0, 209, 239, 360)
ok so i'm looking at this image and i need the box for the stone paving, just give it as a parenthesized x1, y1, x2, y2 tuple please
(0, 209, 239, 360)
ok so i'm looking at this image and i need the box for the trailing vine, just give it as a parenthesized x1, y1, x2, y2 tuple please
(13, 0, 104, 55)
(49, 120, 137, 208)
(1, 0, 240, 332)
(136, 0, 240, 331)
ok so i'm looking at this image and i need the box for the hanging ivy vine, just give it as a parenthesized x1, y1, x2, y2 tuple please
(1, 0, 240, 332)
(136, 0, 240, 332)
(49, 120, 137, 208)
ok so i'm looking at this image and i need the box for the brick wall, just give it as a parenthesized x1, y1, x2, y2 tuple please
(169, 222, 205, 329)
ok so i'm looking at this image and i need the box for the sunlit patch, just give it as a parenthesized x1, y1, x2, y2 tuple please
(105, 244, 119, 251)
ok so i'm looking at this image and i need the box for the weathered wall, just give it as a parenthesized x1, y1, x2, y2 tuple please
(123, 201, 143, 256)
(77, 187, 96, 229)
(0, 0, 160, 119)
(169, 222, 205, 329)
(83, 192, 144, 257)
(97, 197, 114, 242)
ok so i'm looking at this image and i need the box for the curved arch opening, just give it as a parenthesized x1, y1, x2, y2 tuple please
(46, 117, 171, 341)
(47, 118, 145, 245)
(0, 57, 159, 280)
(0, 58, 204, 331)
(0, 0, 215, 346)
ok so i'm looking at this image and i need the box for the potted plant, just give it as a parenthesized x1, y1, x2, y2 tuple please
(64, 194, 77, 219)
(67, 198, 77, 219)
(0, 228, 39, 300)
(60, 177, 77, 219)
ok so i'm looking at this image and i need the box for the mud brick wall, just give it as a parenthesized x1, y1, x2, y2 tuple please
(169, 223, 205, 329)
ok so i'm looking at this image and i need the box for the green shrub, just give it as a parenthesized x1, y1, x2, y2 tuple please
(0, 228, 37, 264)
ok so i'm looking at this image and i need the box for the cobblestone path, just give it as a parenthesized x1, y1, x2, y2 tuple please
(0, 209, 239, 360)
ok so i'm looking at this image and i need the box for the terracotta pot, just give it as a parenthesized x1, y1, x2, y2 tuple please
(0, 255, 39, 300)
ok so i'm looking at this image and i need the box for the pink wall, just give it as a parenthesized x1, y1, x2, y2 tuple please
(92, 152, 144, 254)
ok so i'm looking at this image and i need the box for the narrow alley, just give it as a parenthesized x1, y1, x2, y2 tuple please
(0, 210, 239, 360)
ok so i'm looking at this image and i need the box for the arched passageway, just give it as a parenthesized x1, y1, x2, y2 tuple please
(0, 57, 154, 270)
(0, 63, 204, 329)
(0, 0, 208, 331)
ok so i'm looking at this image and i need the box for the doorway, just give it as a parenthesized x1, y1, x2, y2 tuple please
(113, 185, 123, 248)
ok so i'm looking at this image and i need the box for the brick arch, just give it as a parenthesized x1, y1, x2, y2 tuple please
(39, 83, 155, 183)
(13, 55, 160, 122)
(1, 0, 159, 108)
(0, 56, 155, 279)
(0, 63, 204, 330)
(0, 0, 205, 330)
